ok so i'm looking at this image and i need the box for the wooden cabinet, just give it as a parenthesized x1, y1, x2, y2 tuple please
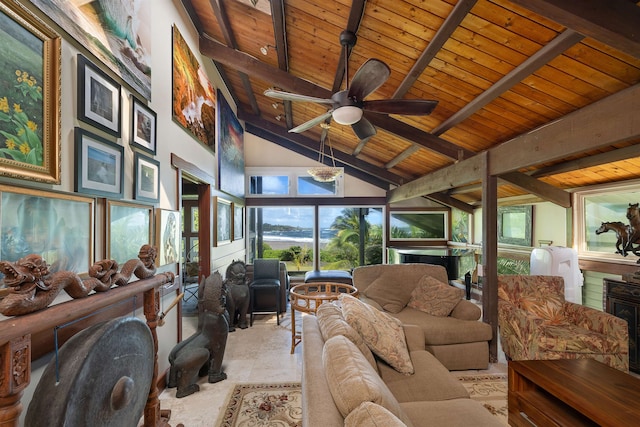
(604, 277, 640, 373)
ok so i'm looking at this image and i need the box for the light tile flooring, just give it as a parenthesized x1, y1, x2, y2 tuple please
(157, 305, 507, 427)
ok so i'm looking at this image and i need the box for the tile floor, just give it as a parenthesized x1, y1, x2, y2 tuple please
(156, 305, 507, 427)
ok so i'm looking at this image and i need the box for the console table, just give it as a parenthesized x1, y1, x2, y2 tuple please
(508, 359, 640, 426)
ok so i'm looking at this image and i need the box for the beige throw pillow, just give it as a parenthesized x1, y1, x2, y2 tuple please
(316, 303, 378, 370)
(339, 294, 414, 375)
(362, 277, 416, 313)
(322, 335, 411, 425)
(407, 276, 463, 317)
(345, 401, 408, 427)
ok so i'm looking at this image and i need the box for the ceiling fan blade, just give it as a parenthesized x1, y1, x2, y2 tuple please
(264, 89, 333, 105)
(347, 59, 390, 101)
(351, 117, 376, 141)
(288, 111, 334, 133)
(362, 99, 438, 116)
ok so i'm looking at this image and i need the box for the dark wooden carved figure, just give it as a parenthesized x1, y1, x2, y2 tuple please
(167, 271, 229, 398)
(224, 260, 250, 331)
(596, 203, 640, 264)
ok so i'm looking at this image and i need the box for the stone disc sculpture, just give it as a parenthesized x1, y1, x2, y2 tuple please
(25, 316, 154, 427)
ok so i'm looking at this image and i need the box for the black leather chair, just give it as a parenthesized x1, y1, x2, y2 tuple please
(249, 258, 281, 326)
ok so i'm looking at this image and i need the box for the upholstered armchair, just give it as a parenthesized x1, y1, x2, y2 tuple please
(498, 275, 629, 372)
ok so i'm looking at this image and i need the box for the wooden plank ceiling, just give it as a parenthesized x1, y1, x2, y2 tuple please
(180, 0, 640, 207)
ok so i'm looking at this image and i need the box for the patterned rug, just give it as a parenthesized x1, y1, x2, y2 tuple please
(457, 374, 508, 425)
(217, 383, 302, 427)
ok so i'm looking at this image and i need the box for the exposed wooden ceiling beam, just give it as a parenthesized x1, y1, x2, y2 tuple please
(209, 0, 260, 115)
(199, 35, 471, 160)
(388, 83, 640, 203)
(499, 172, 571, 207)
(393, 0, 477, 99)
(530, 144, 640, 178)
(432, 29, 584, 135)
(510, 0, 640, 58)
(269, 0, 293, 129)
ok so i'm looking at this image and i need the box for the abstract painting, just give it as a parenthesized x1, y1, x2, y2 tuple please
(217, 89, 244, 197)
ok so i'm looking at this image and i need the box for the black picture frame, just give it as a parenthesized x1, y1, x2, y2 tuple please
(134, 152, 160, 203)
(77, 54, 121, 136)
(130, 96, 157, 154)
(74, 127, 124, 198)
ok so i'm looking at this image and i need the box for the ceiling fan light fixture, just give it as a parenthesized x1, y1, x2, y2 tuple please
(332, 105, 362, 125)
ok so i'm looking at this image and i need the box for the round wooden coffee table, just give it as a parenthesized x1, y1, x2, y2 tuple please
(289, 282, 358, 353)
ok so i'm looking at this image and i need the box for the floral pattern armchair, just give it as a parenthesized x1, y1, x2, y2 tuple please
(498, 275, 629, 372)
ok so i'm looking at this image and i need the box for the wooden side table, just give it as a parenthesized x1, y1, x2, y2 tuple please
(289, 282, 358, 353)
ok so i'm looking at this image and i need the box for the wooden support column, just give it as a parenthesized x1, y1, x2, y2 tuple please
(481, 152, 499, 363)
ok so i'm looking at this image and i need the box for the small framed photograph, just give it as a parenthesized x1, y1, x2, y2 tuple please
(156, 209, 180, 266)
(215, 197, 231, 246)
(233, 204, 243, 240)
(134, 152, 160, 203)
(77, 54, 121, 136)
(131, 96, 157, 154)
(74, 127, 124, 198)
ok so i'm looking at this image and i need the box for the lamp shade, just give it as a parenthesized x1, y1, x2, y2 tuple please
(332, 106, 363, 125)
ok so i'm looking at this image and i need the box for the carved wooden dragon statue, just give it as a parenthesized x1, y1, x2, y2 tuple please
(0, 244, 158, 316)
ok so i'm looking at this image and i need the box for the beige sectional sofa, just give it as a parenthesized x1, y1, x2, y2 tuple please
(352, 263, 492, 370)
(301, 302, 502, 426)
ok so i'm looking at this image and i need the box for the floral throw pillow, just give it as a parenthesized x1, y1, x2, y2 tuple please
(407, 276, 463, 317)
(339, 294, 414, 375)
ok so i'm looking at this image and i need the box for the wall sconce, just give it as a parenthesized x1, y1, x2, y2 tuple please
(260, 44, 276, 55)
(275, 114, 285, 121)
(272, 102, 280, 109)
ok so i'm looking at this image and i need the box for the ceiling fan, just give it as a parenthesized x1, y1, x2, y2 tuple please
(264, 30, 438, 142)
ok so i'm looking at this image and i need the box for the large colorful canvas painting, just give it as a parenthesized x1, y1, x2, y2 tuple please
(217, 90, 244, 197)
(30, 0, 152, 99)
(172, 25, 216, 150)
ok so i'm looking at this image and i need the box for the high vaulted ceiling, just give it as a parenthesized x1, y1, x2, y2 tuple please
(180, 0, 640, 210)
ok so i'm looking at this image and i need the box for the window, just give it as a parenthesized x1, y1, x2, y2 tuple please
(574, 180, 640, 262)
(246, 167, 344, 197)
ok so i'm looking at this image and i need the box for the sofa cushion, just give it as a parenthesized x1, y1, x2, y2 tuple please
(322, 335, 412, 426)
(316, 303, 378, 370)
(400, 399, 503, 427)
(363, 277, 417, 313)
(340, 294, 414, 374)
(407, 276, 464, 317)
(377, 350, 469, 402)
(345, 402, 407, 427)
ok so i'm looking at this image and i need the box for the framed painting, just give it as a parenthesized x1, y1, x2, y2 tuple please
(78, 54, 121, 136)
(0, 1, 61, 183)
(134, 152, 160, 203)
(0, 185, 94, 274)
(156, 209, 180, 266)
(215, 197, 231, 246)
(233, 204, 243, 240)
(172, 25, 216, 150)
(29, 0, 151, 99)
(498, 205, 533, 246)
(106, 200, 153, 266)
(217, 89, 245, 197)
(389, 209, 449, 242)
(74, 127, 124, 198)
(130, 96, 157, 154)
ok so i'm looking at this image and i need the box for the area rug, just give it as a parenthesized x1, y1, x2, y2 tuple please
(457, 374, 508, 425)
(217, 383, 302, 427)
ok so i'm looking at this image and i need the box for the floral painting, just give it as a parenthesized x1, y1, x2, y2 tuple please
(0, 1, 60, 183)
(217, 89, 244, 197)
(172, 25, 216, 150)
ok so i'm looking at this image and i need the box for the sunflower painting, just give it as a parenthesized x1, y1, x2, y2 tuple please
(171, 25, 216, 151)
